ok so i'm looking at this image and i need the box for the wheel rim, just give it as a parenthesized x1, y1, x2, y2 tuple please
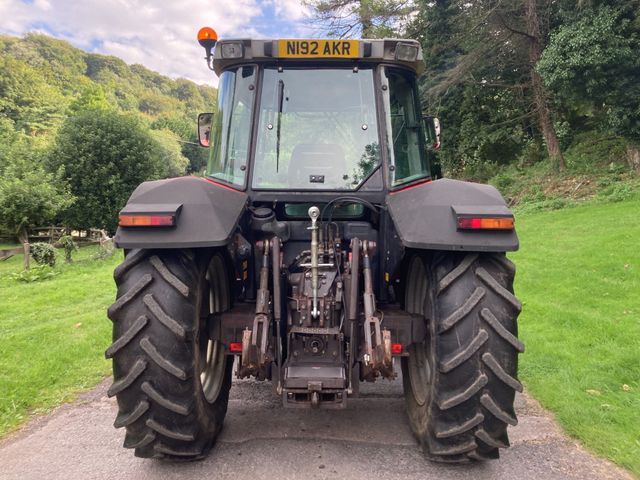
(200, 339, 226, 403)
(199, 255, 229, 404)
(407, 343, 430, 406)
(406, 256, 427, 316)
(406, 256, 431, 407)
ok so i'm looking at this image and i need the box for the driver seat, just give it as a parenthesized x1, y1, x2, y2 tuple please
(288, 143, 345, 187)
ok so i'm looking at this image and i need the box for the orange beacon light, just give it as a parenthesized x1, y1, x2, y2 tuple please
(197, 27, 218, 67)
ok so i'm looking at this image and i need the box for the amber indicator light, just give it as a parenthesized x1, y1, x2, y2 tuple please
(119, 215, 175, 227)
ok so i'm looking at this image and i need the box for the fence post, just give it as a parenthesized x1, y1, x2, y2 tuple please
(23, 242, 30, 271)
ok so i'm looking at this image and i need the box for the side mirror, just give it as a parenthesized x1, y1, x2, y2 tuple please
(197, 113, 213, 147)
(423, 115, 441, 151)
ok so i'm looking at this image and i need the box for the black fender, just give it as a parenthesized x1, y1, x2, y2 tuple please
(386, 178, 518, 252)
(114, 177, 248, 249)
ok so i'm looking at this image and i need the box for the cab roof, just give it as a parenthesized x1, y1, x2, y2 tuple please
(211, 38, 425, 76)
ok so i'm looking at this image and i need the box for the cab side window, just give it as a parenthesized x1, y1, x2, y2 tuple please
(383, 68, 430, 186)
(208, 66, 256, 185)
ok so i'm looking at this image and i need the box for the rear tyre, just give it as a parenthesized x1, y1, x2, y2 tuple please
(106, 249, 233, 460)
(401, 252, 524, 462)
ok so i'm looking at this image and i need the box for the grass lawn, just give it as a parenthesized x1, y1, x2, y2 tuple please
(0, 246, 120, 436)
(513, 194, 640, 475)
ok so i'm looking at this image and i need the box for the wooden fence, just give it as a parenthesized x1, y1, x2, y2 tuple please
(27, 227, 108, 244)
(0, 227, 111, 262)
(0, 247, 23, 261)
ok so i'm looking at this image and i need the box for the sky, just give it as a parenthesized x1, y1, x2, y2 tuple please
(0, 0, 315, 85)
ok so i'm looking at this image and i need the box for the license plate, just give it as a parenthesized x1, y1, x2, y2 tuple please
(277, 39, 359, 59)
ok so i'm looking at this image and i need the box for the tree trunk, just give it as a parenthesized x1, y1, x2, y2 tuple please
(17, 226, 27, 245)
(627, 145, 640, 172)
(525, 0, 566, 170)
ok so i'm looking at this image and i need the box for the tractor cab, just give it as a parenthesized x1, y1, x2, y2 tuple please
(196, 33, 440, 196)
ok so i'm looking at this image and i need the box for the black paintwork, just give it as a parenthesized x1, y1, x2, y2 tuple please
(114, 177, 248, 249)
(386, 178, 518, 252)
(115, 170, 517, 254)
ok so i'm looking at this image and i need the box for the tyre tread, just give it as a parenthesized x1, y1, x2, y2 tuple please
(113, 249, 147, 282)
(124, 432, 156, 449)
(403, 252, 523, 463)
(105, 315, 148, 359)
(154, 443, 202, 457)
(107, 359, 147, 397)
(438, 287, 485, 333)
(435, 413, 484, 439)
(476, 267, 521, 311)
(475, 428, 509, 448)
(480, 308, 525, 353)
(480, 393, 518, 426)
(108, 249, 232, 461)
(437, 373, 488, 410)
(141, 381, 191, 415)
(439, 329, 488, 373)
(107, 274, 152, 318)
(114, 400, 149, 428)
(150, 255, 190, 298)
(482, 352, 523, 392)
(146, 418, 195, 441)
(436, 254, 478, 294)
(143, 294, 186, 339)
(140, 337, 187, 380)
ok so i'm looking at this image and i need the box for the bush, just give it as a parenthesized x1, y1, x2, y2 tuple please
(11, 265, 59, 283)
(0, 151, 75, 243)
(462, 161, 501, 183)
(490, 172, 515, 194)
(58, 235, 78, 263)
(564, 133, 628, 173)
(93, 239, 115, 260)
(48, 109, 165, 233)
(30, 242, 57, 266)
(598, 183, 635, 202)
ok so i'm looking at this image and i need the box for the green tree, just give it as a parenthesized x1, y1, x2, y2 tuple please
(0, 117, 21, 164)
(0, 55, 67, 134)
(0, 144, 74, 243)
(305, 0, 415, 38)
(68, 83, 111, 113)
(150, 128, 190, 178)
(538, 4, 640, 151)
(7, 33, 87, 92)
(172, 78, 205, 112)
(408, 0, 465, 176)
(49, 109, 163, 233)
(152, 115, 209, 173)
(411, 0, 567, 174)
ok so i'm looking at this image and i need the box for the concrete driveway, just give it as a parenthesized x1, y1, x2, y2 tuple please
(0, 374, 632, 480)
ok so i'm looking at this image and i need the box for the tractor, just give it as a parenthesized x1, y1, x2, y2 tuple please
(106, 28, 524, 463)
